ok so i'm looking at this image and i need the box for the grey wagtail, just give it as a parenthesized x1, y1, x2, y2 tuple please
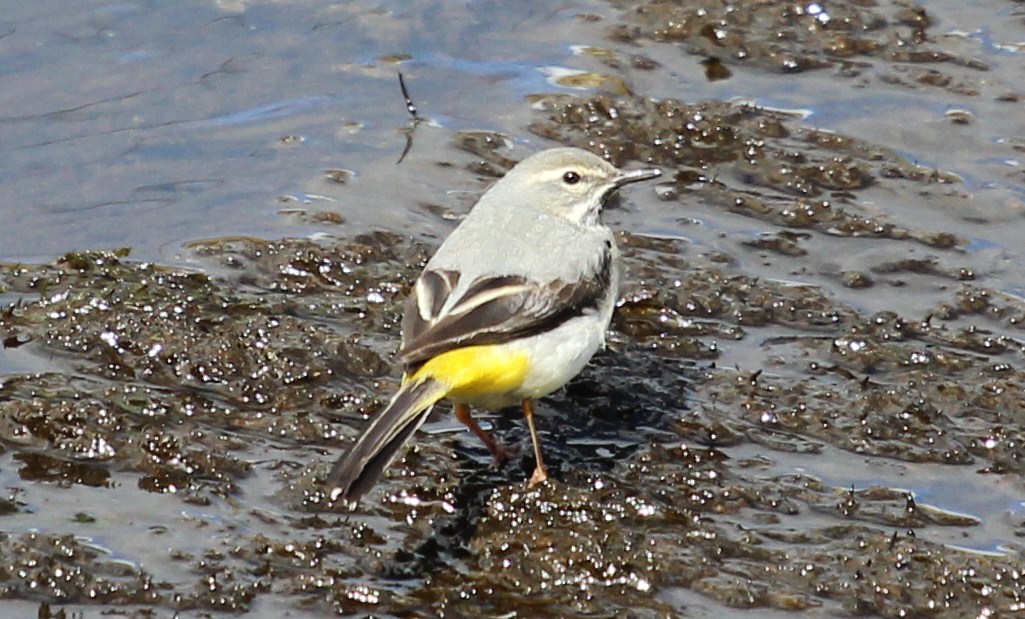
(326, 147, 661, 504)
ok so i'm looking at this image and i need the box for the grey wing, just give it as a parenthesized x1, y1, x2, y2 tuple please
(398, 251, 613, 370)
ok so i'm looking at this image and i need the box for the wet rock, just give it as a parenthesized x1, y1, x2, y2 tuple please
(608, 0, 988, 95)
(530, 93, 966, 250)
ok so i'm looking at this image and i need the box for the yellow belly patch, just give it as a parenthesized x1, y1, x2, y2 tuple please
(410, 345, 530, 400)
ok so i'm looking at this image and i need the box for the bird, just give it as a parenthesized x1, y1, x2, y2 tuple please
(326, 147, 661, 505)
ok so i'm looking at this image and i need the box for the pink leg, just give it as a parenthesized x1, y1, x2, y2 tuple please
(522, 399, 548, 486)
(454, 403, 512, 467)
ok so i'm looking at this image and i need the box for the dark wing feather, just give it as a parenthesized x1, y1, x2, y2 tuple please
(401, 268, 459, 343)
(398, 250, 612, 370)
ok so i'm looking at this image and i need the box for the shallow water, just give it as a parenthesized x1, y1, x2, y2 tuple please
(2, 0, 1025, 617)
(1, 0, 632, 264)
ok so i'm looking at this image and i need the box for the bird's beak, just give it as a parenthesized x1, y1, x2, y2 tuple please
(614, 167, 662, 187)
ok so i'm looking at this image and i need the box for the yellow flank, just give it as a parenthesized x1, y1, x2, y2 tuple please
(411, 345, 530, 399)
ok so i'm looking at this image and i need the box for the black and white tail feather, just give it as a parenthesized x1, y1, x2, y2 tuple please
(326, 378, 446, 504)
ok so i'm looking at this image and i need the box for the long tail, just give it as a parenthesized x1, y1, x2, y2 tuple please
(326, 377, 448, 504)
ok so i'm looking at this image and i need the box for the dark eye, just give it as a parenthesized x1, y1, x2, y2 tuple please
(563, 171, 581, 185)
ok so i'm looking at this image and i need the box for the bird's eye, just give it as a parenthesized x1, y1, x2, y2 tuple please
(563, 171, 581, 185)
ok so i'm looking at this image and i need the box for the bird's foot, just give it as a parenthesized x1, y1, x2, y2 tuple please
(489, 441, 519, 469)
(527, 464, 548, 487)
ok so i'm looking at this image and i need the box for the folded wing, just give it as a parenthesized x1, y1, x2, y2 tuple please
(399, 251, 612, 370)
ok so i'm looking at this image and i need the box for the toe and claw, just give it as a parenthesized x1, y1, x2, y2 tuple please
(454, 399, 548, 487)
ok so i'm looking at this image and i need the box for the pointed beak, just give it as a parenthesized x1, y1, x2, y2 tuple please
(614, 166, 662, 187)
(601, 165, 662, 212)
